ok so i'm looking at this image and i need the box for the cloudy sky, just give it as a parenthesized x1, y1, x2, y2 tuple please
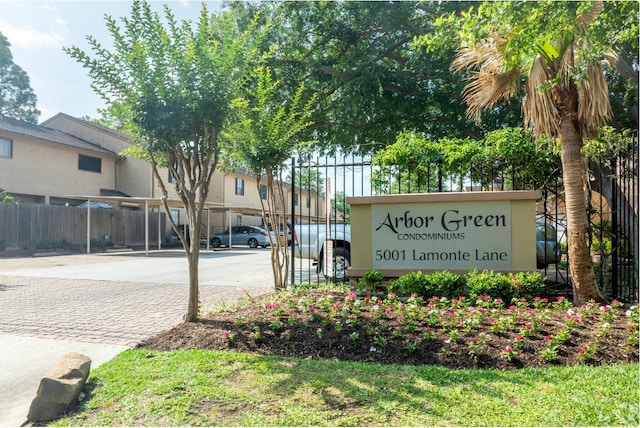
(0, 1, 220, 122)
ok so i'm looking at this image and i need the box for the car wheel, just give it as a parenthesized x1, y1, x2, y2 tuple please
(248, 238, 259, 248)
(211, 237, 221, 248)
(324, 247, 351, 283)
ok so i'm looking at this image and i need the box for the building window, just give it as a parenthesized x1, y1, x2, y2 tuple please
(259, 184, 267, 200)
(236, 214, 242, 225)
(235, 177, 244, 196)
(0, 137, 12, 158)
(170, 209, 179, 225)
(168, 170, 174, 183)
(306, 195, 311, 208)
(294, 193, 299, 206)
(78, 154, 101, 173)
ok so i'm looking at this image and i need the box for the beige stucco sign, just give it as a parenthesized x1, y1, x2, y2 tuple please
(347, 191, 539, 279)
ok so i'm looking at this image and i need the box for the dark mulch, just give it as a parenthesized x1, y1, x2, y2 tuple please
(138, 290, 639, 370)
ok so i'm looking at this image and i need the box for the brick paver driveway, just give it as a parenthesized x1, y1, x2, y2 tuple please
(0, 249, 274, 346)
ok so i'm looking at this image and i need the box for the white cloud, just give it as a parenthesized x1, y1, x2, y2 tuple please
(42, 5, 69, 32)
(0, 20, 65, 49)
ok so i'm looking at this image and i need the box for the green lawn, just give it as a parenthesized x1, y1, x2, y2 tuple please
(53, 349, 638, 427)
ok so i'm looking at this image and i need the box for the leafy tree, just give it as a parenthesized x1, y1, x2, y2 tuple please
(227, 1, 522, 154)
(371, 128, 561, 195)
(66, 1, 264, 321)
(223, 66, 316, 289)
(423, 0, 630, 304)
(333, 191, 350, 224)
(287, 168, 324, 197)
(0, 32, 40, 123)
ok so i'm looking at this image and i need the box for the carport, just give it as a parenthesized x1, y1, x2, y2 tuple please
(67, 195, 279, 255)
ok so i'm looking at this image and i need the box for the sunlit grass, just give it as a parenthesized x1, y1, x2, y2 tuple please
(52, 349, 638, 427)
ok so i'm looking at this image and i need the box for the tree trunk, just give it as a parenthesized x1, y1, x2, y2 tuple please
(185, 244, 200, 322)
(184, 203, 202, 322)
(559, 119, 606, 304)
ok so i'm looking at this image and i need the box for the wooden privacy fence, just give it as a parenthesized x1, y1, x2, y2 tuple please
(0, 202, 166, 250)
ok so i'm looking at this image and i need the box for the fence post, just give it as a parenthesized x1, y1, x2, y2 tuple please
(290, 157, 296, 288)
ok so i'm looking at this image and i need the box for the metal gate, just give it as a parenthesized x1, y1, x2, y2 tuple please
(291, 145, 638, 303)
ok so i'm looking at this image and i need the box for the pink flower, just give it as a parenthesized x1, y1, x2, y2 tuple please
(308, 306, 315, 313)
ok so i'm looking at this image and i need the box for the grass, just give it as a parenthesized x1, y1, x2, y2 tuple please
(53, 349, 638, 427)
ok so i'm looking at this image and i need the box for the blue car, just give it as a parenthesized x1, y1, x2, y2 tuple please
(210, 226, 270, 248)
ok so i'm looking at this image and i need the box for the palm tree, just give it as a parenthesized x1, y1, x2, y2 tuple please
(451, 1, 610, 304)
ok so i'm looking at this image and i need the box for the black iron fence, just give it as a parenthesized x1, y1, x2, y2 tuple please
(291, 143, 638, 303)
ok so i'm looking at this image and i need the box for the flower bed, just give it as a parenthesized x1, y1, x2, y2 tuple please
(139, 286, 639, 370)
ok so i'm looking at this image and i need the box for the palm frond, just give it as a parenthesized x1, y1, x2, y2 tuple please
(577, 1, 603, 34)
(451, 34, 506, 73)
(452, 35, 519, 123)
(578, 62, 612, 137)
(463, 68, 520, 123)
(523, 54, 560, 138)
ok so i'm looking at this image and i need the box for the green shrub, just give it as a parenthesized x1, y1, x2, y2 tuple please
(388, 270, 464, 298)
(0, 192, 19, 204)
(389, 271, 430, 296)
(510, 271, 545, 301)
(425, 270, 465, 298)
(466, 270, 514, 303)
(357, 270, 384, 293)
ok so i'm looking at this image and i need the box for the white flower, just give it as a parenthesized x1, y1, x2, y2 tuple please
(372, 304, 380, 311)
(354, 299, 362, 307)
(626, 310, 632, 317)
(601, 322, 610, 329)
(369, 346, 377, 352)
(567, 308, 574, 316)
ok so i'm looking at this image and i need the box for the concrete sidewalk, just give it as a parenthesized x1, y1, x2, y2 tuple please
(0, 250, 274, 427)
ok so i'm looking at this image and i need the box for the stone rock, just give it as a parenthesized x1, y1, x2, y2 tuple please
(26, 352, 92, 422)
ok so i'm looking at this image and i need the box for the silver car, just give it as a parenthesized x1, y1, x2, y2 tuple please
(536, 221, 561, 268)
(210, 226, 270, 249)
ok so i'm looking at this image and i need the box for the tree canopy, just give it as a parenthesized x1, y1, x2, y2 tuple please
(227, 1, 522, 154)
(0, 32, 40, 123)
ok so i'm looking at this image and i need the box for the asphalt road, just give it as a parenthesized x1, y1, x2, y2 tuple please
(0, 249, 275, 427)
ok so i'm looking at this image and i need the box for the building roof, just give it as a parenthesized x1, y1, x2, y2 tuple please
(0, 114, 117, 156)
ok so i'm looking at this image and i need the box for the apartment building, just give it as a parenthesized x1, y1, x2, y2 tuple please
(0, 113, 326, 241)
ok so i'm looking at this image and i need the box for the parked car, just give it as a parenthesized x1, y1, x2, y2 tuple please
(536, 221, 562, 268)
(165, 224, 206, 246)
(210, 226, 270, 248)
(265, 223, 294, 246)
